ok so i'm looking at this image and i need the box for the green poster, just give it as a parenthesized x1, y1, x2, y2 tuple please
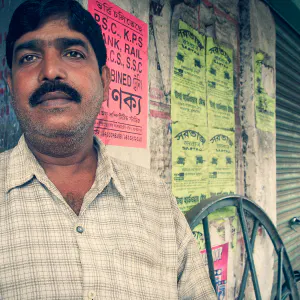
(206, 38, 234, 131)
(172, 122, 209, 212)
(208, 128, 235, 198)
(255, 52, 276, 133)
(171, 20, 207, 127)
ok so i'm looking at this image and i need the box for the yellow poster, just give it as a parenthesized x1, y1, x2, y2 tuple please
(255, 52, 276, 133)
(192, 215, 238, 251)
(192, 224, 206, 250)
(171, 20, 207, 127)
(206, 38, 234, 131)
(208, 128, 235, 197)
(171, 21, 237, 217)
(172, 122, 209, 212)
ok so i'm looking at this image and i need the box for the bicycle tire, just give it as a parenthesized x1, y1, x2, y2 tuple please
(185, 195, 300, 300)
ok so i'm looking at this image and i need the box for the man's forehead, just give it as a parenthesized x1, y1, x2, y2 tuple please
(14, 17, 89, 48)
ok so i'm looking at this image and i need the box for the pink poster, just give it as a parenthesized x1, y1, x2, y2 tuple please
(200, 243, 229, 300)
(88, 0, 148, 148)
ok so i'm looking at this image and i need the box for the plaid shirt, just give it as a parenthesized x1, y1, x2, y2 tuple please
(0, 135, 216, 300)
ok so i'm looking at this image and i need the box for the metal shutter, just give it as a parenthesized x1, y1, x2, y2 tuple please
(276, 14, 300, 273)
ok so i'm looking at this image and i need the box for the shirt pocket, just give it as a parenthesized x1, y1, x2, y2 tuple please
(110, 249, 177, 300)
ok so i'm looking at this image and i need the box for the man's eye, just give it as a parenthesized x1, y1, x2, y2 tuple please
(19, 55, 38, 64)
(65, 51, 85, 59)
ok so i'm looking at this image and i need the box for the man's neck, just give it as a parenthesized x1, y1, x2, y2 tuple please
(25, 131, 98, 216)
(24, 129, 96, 168)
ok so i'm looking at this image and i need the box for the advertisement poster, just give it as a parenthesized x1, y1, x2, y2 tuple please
(254, 52, 275, 133)
(172, 122, 208, 212)
(206, 38, 234, 131)
(171, 20, 206, 126)
(88, 0, 148, 148)
(171, 20, 208, 212)
(208, 128, 235, 197)
(200, 243, 229, 300)
(192, 215, 237, 251)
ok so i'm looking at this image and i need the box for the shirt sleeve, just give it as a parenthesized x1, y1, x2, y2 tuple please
(171, 196, 217, 300)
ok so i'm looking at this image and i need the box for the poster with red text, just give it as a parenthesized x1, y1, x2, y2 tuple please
(200, 243, 229, 300)
(88, 0, 148, 148)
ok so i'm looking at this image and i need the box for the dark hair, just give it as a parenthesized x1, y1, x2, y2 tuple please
(6, 0, 106, 73)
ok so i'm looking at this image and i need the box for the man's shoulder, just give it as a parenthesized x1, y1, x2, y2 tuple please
(109, 156, 172, 201)
(0, 149, 13, 192)
(109, 156, 178, 226)
(110, 156, 165, 186)
(0, 149, 13, 169)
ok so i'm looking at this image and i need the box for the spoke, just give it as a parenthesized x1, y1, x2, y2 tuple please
(203, 216, 217, 292)
(238, 197, 262, 300)
(238, 219, 260, 299)
(277, 246, 283, 300)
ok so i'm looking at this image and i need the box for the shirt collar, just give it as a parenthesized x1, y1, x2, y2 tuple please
(5, 134, 126, 199)
(93, 136, 126, 198)
(5, 135, 45, 193)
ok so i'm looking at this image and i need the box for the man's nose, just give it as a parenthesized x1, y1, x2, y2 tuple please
(38, 52, 67, 82)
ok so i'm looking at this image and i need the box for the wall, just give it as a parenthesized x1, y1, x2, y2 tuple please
(0, 0, 23, 152)
(153, 2, 241, 297)
(240, 0, 276, 298)
(0, 0, 277, 298)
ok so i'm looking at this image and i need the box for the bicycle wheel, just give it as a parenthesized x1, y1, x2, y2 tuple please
(185, 195, 300, 300)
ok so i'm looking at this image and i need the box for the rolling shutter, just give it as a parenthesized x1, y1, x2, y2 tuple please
(276, 14, 300, 273)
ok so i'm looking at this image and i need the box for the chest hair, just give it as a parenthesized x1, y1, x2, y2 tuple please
(64, 192, 84, 216)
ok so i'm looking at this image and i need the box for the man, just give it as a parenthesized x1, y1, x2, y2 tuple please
(1, 0, 216, 299)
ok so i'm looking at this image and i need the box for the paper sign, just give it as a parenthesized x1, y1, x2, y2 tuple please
(172, 122, 208, 212)
(88, 0, 148, 148)
(254, 52, 275, 133)
(171, 21, 208, 212)
(206, 38, 234, 131)
(200, 243, 229, 300)
(171, 21, 206, 126)
(171, 22, 237, 217)
(208, 128, 235, 197)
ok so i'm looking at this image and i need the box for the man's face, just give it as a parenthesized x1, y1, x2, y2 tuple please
(7, 17, 110, 140)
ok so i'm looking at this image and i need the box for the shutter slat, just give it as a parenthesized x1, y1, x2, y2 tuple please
(275, 14, 300, 278)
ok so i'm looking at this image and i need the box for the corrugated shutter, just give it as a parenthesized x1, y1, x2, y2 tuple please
(276, 14, 300, 273)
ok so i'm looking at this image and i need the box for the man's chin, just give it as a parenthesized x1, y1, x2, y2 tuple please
(26, 124, 90, 141)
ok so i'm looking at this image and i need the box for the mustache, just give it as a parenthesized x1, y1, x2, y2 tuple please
(29, 81, 82, 107)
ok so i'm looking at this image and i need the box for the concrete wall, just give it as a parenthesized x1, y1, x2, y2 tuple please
(0, 0, 277, 298)
(240, 0, 276, 298)
(0, 0, 23, 152)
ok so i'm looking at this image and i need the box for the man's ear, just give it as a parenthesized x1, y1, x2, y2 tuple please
(101, 65, 111, 102)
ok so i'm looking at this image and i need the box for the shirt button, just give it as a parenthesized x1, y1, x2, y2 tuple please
(88, 290, 96, 299)
(76, 226, 84, 234)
